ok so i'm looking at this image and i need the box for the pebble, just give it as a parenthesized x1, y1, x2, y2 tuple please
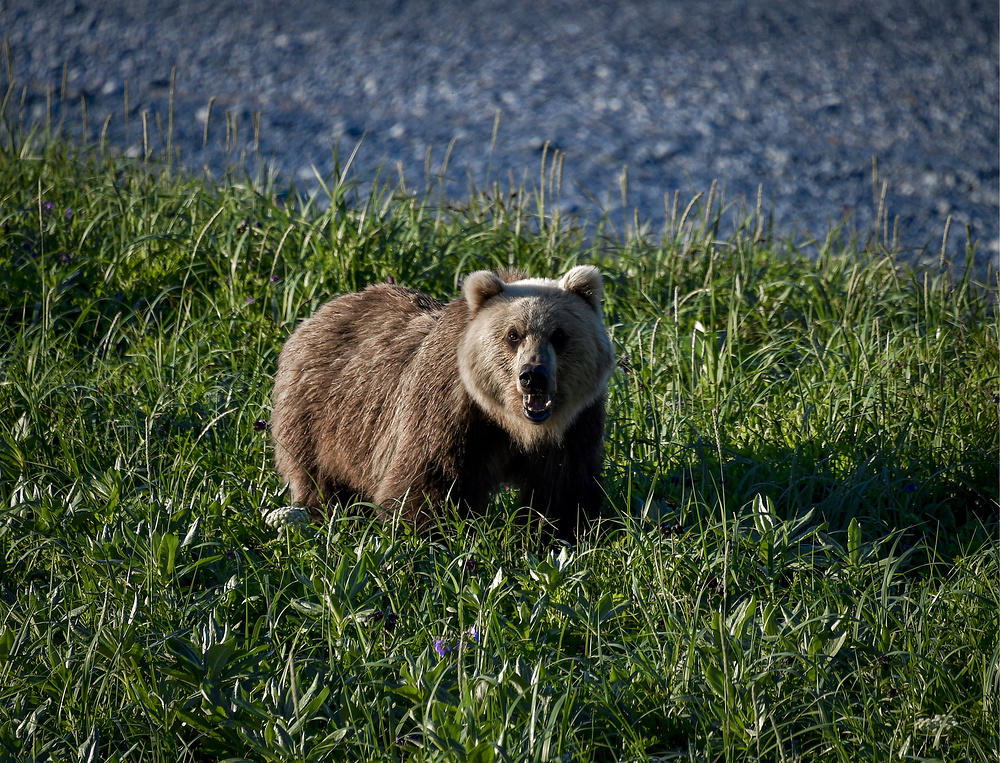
(1, 0, 996, 268)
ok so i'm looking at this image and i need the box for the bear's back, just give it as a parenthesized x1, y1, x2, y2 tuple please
(280, 285, 442, 367)
(272, 284, 453, 504)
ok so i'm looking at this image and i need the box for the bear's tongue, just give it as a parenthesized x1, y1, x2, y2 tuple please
(522, 394, 552, 422)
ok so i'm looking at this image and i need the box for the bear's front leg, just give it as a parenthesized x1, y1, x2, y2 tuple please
(520, 399, 607, 541)
(522, 458, 604, 540)
(374, 454, 453, 530)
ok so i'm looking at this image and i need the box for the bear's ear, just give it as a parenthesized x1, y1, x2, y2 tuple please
(559, 265, 604, 311)
(463, 270, 507, 313)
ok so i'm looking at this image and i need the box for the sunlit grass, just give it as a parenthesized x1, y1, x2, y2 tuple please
(0, 104, 997, 761)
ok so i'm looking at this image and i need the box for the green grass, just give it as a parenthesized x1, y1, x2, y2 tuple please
(0, 111, 997, 762)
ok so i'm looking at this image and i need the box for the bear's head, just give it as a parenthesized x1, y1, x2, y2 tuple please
(457, 266, 615, 449)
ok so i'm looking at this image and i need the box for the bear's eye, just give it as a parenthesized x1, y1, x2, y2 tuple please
(551, 327, 568, 352)
(506, 329, 521, 346)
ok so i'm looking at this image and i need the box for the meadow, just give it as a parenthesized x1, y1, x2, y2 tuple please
(0, 112, 997, 761)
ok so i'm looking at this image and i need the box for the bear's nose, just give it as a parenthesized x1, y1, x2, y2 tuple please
(518, 365, 549, 393)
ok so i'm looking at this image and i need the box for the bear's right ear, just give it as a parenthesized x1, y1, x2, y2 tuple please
(462, 270, 506, 314)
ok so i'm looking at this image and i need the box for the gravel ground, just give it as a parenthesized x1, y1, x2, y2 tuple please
(3, 0, 998, 268)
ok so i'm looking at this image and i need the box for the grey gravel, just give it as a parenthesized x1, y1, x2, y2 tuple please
(3, 0, 998, 268)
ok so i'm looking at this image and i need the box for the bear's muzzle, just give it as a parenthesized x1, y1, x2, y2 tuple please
(518, 364, 552, 422)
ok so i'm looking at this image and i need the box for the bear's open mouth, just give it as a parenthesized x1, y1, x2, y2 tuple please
(522, 394, 552, 422)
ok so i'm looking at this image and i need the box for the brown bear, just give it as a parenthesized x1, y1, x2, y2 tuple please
(270, 265, 615, 539)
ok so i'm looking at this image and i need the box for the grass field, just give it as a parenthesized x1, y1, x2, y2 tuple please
(0, 111, 998, 762)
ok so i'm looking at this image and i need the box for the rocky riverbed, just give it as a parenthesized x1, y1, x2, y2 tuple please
(4, 0, 997, 268)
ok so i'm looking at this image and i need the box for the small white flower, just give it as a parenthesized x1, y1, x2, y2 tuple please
(263, 506, 311, 528)
(914, 714, 959, 733)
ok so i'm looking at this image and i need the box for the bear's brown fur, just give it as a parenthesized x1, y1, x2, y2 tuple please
(270, 265, 615, 539)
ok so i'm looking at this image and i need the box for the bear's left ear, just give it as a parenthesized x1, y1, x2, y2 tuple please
(463, 270, 507, 314)
(559, 265, 604, 312)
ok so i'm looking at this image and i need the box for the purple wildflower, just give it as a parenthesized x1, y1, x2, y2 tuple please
(383, 611, 398, 633)
(905, 483, 917, 492)
(42, 200, 54, 213)
(659, 521, 685, 537)
(467, 626, 480, 643)
(433, 638, 451, 657)
(59, 252, 71, 263)
(246, 296, 255, 305)
(64, 208, 74, 220)
(270, 274, 280, 283)
(369, 610, 398, 632)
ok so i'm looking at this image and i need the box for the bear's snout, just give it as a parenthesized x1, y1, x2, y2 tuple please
(518, 364, 550, 394)
(518, 364, 553, 423)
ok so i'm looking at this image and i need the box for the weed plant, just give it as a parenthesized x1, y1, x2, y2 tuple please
(0, 103, 997, 762)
